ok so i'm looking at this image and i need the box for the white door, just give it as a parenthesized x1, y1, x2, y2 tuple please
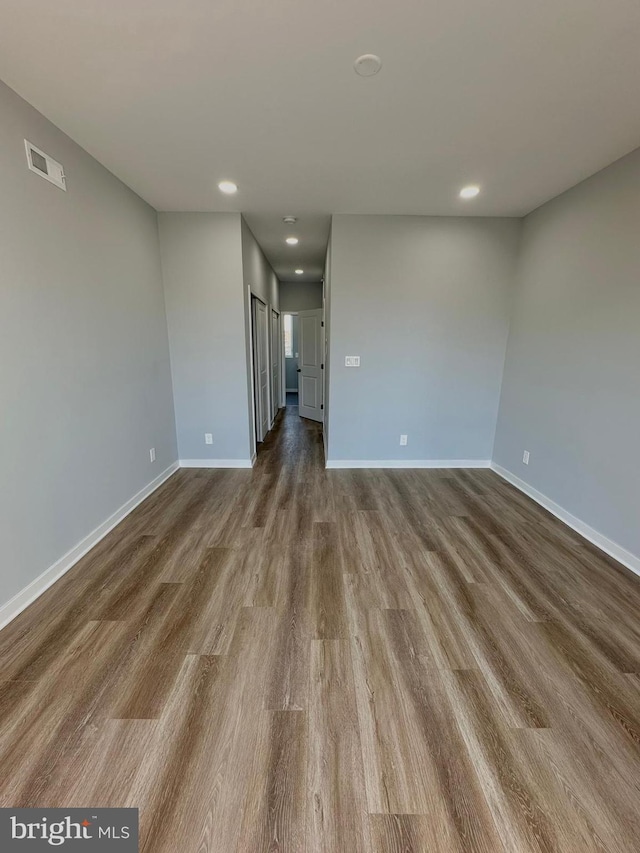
(298, 308, 323, 422)
(271, 310, 280, 423)
(252, 297, 270, 442)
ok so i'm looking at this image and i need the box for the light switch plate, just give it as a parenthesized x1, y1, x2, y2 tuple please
(345, 356, 361, 367)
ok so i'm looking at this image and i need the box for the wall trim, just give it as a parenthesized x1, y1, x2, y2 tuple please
(179, 458, 253, 469)
(491, 463, 640, 578)
(325, 459, 491, 470)
(0, 462, 180, 631)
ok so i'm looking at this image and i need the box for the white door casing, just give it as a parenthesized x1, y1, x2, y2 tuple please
(297, 308, 323, 422)
(271, 309, 280, 424)
(252, 297, 270, 442)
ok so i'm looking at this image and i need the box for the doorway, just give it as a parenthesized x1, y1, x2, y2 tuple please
(283, 313, 299, 407)
(282, 310, 323, 423)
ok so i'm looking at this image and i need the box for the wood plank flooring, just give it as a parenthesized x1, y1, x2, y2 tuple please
(1, 403, 639, 851)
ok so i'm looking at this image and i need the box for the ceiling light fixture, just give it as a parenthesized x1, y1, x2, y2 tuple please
(218, 180, 238, 194)
(286, 237, 299, 245)
(354, 54, 382, 77)
(459, 185, 480, 199)
(283, 216, 297, 225)
(295, 269, 304, 275)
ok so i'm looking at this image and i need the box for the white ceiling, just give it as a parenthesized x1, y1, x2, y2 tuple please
(1, 0, 640, 280)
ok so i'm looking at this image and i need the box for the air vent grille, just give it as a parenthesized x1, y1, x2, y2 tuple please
(24, 140, 66, 190)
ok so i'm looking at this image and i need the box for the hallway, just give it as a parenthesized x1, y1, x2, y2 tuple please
(0, 408, 639, 851)
(255, 392, 321, 468)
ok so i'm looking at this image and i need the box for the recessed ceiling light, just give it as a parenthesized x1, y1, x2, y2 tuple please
(295, 269, 304, 275)
(460, 185, 480, 199)
(286, 237, 299, 245)
(354, 54, 382, 77)
(218, 180, 238, 194)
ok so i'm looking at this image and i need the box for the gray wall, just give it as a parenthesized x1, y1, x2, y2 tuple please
(241, 218, 280, 311)
(494, 147, 640, 560)
(327, 215, 521, 462)
(0, 80, 177, 607)
(241, 219, 281, 454)
(159, 213, 251, 462)
(279, 281, 323, 312)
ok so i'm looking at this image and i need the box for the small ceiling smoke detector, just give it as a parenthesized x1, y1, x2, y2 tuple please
(286, 237, 299, 245)
(354, 54, 382, 77)
(283, 216, 297, 225)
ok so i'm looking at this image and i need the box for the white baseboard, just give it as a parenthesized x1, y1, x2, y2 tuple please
(325, 459, 491, 470)
(491, 463, 640, 578)
(0, 462, 180, 631)
(179, 459, 253, 469)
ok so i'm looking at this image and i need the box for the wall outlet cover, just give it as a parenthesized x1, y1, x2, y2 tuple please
(400, 434, 408, 446)
(523, 450, 530, 464)
(149, 448, 156, 462)
(205, 433, 213, 445)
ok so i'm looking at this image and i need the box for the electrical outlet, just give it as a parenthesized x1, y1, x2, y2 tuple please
(205, 433, 213, 445)
(523, 450, 530, 465)
(400, 434, 408, 446)
(149, 447, 156, 463)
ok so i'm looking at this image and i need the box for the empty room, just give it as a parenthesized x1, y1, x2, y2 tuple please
(0, 1, 639, 851)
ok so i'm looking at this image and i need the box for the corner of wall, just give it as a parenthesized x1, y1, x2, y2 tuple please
(490, 215, 526, 464)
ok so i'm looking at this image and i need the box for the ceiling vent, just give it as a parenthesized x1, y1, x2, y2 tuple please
(24, 140, 66, 190)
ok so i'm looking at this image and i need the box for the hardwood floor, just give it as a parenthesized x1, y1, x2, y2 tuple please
(1, 403, 639, 851)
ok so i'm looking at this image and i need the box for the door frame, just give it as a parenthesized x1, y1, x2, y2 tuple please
(251, 294, 271, 444)
(270, 308, 281, 425)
